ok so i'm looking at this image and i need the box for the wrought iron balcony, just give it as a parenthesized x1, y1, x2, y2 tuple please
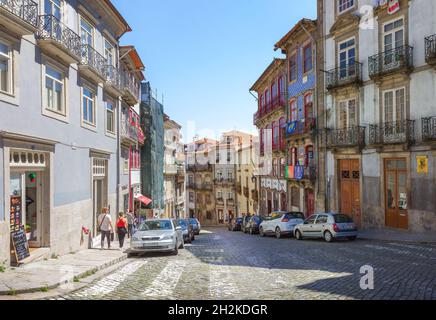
(185, 164, 213, 172)
(0, 0, 38, 35)
(253, 92, 287, 125)
(37, 15, 81, 64)
(422, 117, 436, 142)
(286, 118, 316, 138)
(369, 120, 415, 145)
(227, 199, 235, 207)
(104, 65, 122, 96)
(79, 44, 106, 82)
(425, 34, 436, 66)
(326, 126, 366, 149)
(122, 71, 140, 104)
(120, 116, 138, 144)
(369, 45, 413, 79)
(186, 182, 196, 189)
(326, 62, 362, 90)
(216, 198, 224, 206)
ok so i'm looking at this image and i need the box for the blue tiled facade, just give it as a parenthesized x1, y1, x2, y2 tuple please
(288, 44, 316, 121)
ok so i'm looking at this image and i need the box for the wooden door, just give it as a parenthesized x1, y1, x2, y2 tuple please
(339, 159, 361, 227)
(385, 159, 408, 229)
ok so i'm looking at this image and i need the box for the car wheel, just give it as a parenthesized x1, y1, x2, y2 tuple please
(295, 230, 303, 240)
(324, 231, 334, 243)
(348, 236, 357, 241)
(260, 227, 265, 237)
(275, 227, 282, 239)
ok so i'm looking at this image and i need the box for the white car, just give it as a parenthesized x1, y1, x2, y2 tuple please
(259, 211, 305, 239)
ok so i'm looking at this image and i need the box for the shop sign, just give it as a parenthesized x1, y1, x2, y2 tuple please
(387, 0, 400, 14)
(417, 156, 428, 174)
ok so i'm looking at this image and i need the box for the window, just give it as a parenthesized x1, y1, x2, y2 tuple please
(189, 192, 194, 203)
(303, 44, 313, 73)
(228, 192, 233, 200)
(290, 99, 298, 122)
(272, 158, 277, 176)
(0, 41, 11, 94)
(338, 99, 357, 129)
(304, 215, 316, 225)
(339, 38, 356, 78)
(44, 65, 64, 114)
(383, 88, 405, 123)
(273, 121, 279, 149)
(104, 39, 114, 66)
(279, 117, 286, 149)
(45, 0, 61, 18)
(384, 19, 404, 53)
(121, 147, 129, 173)
(82, 86, 95, 125)
(316, 215, 328, 224)
(106, 101, 115, 134)
(271, 81, 278, 101)
(280, 158, 286, 177)
(80, 17, 93, 47)
(227, 172, 233, 181)
(304, 93, 313, 123)
(289, 54, 297, 82)
(338, 0, 354, 14)
(265, 89, 271, 111)
(217, 191, 223, 199)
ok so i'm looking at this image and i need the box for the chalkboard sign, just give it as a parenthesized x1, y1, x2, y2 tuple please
(11, 229, 30, 262)
(10, 196, 23, 233)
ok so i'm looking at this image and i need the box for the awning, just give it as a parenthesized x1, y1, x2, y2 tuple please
(135, 194, 152, 206)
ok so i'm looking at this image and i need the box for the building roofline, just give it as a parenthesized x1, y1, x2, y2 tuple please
(103, 0, 132, 38)
(274, 18, 317, 51)
(250, 58, 286, 92)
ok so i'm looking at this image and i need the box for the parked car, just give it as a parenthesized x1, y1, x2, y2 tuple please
(247, 215, 263, 235)
(293, 213, 358, 243)
(228, 217, 243, 231)
(242, 215, 252, 233)
(176, 219, 195, 243)
(189, 218, 201, 235)
(129, 219, 184, 257)
(259, 211, 305, 239)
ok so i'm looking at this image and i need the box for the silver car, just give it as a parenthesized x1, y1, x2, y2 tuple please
(129, 219, 184, 256)
(294, 213, 358, 242)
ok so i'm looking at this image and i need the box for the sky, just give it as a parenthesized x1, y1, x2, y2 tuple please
(112, 0, 317, 143)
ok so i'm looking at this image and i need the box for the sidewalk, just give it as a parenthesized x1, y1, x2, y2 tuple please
(0, 240, 129, 296)
(358, 228, 436, 244)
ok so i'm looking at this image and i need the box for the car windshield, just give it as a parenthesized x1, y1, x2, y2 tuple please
(334, 214, 353, 223)
(253, 216, 262, 222)
(138, 220, 173, 231)
(288, 212, 304, 219)
(189, 219, 198, 225)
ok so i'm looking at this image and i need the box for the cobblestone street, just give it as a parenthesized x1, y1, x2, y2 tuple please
(57, 228, 436, 300)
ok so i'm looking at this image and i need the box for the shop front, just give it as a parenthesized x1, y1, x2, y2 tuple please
(7, 147, 51, 265)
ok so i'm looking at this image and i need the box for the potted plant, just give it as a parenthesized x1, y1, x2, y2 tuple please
(25, 225, 31, 240)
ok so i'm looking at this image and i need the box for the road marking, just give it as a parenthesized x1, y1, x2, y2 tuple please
(209, 265, 240, 299)
(142, 260, 187, 299)
(73, 260, 147, 298)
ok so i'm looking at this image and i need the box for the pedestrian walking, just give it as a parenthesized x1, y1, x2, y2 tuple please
(126, 210, 134, 239)
(116, 212, 128, 249)
(97, 208, 114, 250)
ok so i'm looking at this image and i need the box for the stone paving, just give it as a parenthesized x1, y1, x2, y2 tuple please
(54, 228, 436, 300)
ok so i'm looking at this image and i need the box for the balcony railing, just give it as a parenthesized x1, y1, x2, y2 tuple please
(227, 199, 235, 207)
(37, 15, 81, 58)
(198, 183, 213, 191)
(122, 71, 140, 102)
(326, 126, 366, 148)
(253, 92, 287, 125)
(186, 164, 213, 172)
(422, 117, 436, 141)
(286, 118, 316, 138)
(369, 45, 413, 79)
(104, 65, 122, 91)
(120, 117, 138, 142)
(287, 165, 317, 182)
(369, 120, 415, 145)
(216, 198, 224, 206)
(425, 34, 436, 65)
(0, 0, 38, 28)
(137, 127, 145, 144)
(80, 44, 106, 78)
(187, 182, 196, 189)
(326, 62, 362, 90)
